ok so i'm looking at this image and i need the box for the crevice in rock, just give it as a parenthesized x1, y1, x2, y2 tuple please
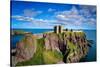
(63, 49, 70, 63)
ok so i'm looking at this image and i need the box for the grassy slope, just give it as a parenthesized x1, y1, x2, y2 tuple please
(16, 31, 86, 66)
(43, 50, 63, 64)
(63, 31, 85, 60)
(16, 38, 44, 66)
(16, 37, 63, 66)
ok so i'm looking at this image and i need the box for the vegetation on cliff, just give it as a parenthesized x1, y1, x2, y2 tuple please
(16, 36, 63, 66)
(11, 30, 92, 66)
(11, 30, 32, 35)
(16, 38, 44, 65)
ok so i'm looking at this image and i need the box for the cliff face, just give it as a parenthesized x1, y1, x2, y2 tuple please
(15, 34, 37, 62)
(14, 31, 90, 66)
(43, 33, 60, 52)
(43, 31, 88, 63)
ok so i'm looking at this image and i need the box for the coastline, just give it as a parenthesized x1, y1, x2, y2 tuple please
(11, 29, 95, 66)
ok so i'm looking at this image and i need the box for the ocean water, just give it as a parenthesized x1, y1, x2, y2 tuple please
(11, 29, 53, 48)
(11, 35, 24, 49)
(11, 29, 96, 62)
(81, 30, 96, 62)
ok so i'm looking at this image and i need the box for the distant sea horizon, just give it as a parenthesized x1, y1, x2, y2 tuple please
(11, 28, 96, 34)
(11, 28, 96, 30)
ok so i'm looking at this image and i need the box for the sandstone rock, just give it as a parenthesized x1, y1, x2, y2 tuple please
(44, 33, 61, 52)
(44, 31, 89, 63)
(15, 34, 37, 63)
(13, 31, 90, 66)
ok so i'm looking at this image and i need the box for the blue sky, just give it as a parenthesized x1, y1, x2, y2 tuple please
(11, 1, 96, 29)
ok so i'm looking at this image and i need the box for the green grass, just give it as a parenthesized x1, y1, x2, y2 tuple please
(65, 31, 86, 60)
(12, 30, 29, 35)
(67, 40, 77, 50)
(43, 50, 63, 64)
(66, 39, 78, 57)
(16, 37, 63, 66)
(16, 31, 87, 66)
(16, 38, 45, 66)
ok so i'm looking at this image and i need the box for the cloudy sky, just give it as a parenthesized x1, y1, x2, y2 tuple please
(11, 1, 96, 29)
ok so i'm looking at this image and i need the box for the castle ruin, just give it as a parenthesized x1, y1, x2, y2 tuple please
(54, 25, 63, 34)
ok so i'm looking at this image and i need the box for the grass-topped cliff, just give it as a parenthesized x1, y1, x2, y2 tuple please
(11, 30, 32, 35)
(11, 30, 92, 66)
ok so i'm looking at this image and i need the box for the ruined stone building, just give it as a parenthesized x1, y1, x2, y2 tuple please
(54, 25, 63, 34)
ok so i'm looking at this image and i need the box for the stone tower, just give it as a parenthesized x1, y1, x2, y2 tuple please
(54, 26, 59, 34)
(54, 25, 63, 34)
(59, 25, 63, 33)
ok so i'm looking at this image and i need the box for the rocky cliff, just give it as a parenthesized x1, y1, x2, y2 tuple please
(15, 34, 37, 62)
(12, 30, 91, 66)
(43, 31, 88, 63)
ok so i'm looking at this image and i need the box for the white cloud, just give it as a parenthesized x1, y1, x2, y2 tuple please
(11, 15, 58, 27)
(70, 6, 79, 15)
(55, 6, 96, 26)
(79, 5, 96, 18)
(55, 6, 83, 26)
(87, 18, 96, 25)
(12, 15, 34, 22)
(23, 9, 42, 17)
(48, 8, 56, 12)
(11, 6, 96, 29)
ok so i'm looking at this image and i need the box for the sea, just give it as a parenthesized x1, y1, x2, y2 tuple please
(11, 29, 96, 62)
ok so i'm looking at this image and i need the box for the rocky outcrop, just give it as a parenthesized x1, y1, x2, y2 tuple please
(11, 30, 32, 35)
(43, 31, 89, 63)
(43, 33, 60, 52)
(12, 30, 91, 66)
(15, 34, 37, 63)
